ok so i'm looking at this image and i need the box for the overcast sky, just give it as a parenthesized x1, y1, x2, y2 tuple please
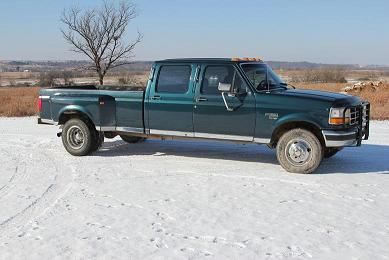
(0, 0, 388, 65)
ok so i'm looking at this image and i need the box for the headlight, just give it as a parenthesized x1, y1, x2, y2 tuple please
(329, 107, 351, 125)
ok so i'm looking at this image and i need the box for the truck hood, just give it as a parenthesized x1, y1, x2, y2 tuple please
(278, 88, 361, 106)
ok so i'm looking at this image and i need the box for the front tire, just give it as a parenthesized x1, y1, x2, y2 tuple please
(62, 118, 94, 156)
(276, 128, 323, 174)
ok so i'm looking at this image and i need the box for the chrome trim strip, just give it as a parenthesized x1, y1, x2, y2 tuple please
(97, 127, 267, 143)
(95, 126, 144, 133)
(150, 129, 194, 137)
(40, 118, 56, 124)
(149, 129, 261, 142)
(39, 96, 50, 99)
(100, 126, 116, 131)
(253, 137, 271, 144)
(195, 132, 253, 141)
(116, 127, 144, 133)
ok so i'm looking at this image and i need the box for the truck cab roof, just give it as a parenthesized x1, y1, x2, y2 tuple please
(155, 58, 265, 64)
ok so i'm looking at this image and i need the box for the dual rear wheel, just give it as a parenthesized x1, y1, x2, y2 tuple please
(62, 118, 144, 156)
(62, 118, 96, 156)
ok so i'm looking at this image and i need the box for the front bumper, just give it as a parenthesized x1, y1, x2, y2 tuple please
(322, 129, 358, 147)
(323, 101, 370, 147)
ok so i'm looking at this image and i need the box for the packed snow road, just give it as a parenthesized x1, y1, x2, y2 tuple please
(0, 117, 388, 259)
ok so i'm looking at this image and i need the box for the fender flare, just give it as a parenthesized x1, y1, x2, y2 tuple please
(270, 114, 324, 146)
(57, 105, 95, 126)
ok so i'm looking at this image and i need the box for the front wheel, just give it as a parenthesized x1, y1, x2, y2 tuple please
(276, 128, 323, 174)
(62, 118, 94, 156)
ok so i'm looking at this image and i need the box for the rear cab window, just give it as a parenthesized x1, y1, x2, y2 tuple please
(156, 65, 191, 93)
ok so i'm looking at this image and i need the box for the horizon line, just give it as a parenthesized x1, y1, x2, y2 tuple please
(1, 59, 388, 67)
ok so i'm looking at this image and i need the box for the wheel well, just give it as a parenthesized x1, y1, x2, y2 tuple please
(270, 121, 325, 148)
(59, 111, 95, 129)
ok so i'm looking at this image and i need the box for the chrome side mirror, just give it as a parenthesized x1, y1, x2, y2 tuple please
(218, 83, 232, 92)
(218, 83, 234, 111)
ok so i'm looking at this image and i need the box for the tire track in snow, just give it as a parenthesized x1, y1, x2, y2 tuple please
(0, 163, 28, 201)
(0, 139, 75, 238)
(0, 181, 73, 238)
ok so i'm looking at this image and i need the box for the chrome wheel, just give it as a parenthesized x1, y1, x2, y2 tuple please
(66, 125, 85, 150)
(285, 138, 312, 166)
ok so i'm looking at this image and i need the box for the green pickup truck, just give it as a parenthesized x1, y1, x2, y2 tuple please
(38, 58, 370, 174)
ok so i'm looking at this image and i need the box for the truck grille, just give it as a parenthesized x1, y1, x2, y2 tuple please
(346, 102, 370, 144)
(347, 103, 369, 127)
(349, 106, 359, 125)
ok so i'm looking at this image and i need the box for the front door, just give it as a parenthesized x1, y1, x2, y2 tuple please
(147, 64, 195, 137)
(193, 64, 256, 141)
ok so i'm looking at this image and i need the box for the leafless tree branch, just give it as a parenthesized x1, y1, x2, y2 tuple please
(61, 0, 142, 85)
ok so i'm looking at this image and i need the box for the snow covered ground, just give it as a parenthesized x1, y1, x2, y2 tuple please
(0, 117, 388, 259)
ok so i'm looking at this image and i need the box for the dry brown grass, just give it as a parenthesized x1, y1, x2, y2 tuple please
(295, 82, 389, 120)
(0, 87, 40, 117)
(296, 83, 349, 93)
(357, 88, 389, 120)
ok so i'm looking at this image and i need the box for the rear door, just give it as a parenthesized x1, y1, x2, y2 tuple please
(147, 64, 196, 136)
(193, 64, 256, 141)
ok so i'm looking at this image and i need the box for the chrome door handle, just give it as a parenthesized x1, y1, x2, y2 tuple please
(151, 96, 161, 100)
(196, 97, 208, 102)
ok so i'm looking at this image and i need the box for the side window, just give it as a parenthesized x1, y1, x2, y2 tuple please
(201, 66, 234, 95)
(201, 65, 247, 95)
(232, 73, 248, 94)
(156, 65, 191, 93)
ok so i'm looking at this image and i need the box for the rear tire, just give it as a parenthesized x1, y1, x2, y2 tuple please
(91, 131, 104, 152)
(120, 135, 145, 143)
(62, 118, 94, 156)
(324, 147, 343, 158)
(276, 128, 323, 174)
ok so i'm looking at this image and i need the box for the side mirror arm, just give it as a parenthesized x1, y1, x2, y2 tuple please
(221, 92, 234, 111)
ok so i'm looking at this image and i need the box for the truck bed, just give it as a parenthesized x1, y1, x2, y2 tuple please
(54, 84, 144, 91)
(39, 85, 146, 133)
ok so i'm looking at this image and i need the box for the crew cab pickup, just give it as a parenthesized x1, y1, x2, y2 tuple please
(38, 58, 370, 174)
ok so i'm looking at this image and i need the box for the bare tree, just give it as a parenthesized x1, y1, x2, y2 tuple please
(61, 1, 142, 85)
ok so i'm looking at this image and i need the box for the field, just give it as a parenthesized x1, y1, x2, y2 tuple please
(0, 87, 40, 117)
(0, 69, 389, 119)
(0, 117, 388, 259)
(297, 83, 389, 120)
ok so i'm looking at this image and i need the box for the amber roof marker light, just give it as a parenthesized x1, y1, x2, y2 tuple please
(231, 57, 263, 62)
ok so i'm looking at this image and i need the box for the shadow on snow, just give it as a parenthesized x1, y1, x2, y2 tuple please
(94, 140, 389, 174)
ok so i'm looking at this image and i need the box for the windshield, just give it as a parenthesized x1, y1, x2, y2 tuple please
(241, 63, 285, 91)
